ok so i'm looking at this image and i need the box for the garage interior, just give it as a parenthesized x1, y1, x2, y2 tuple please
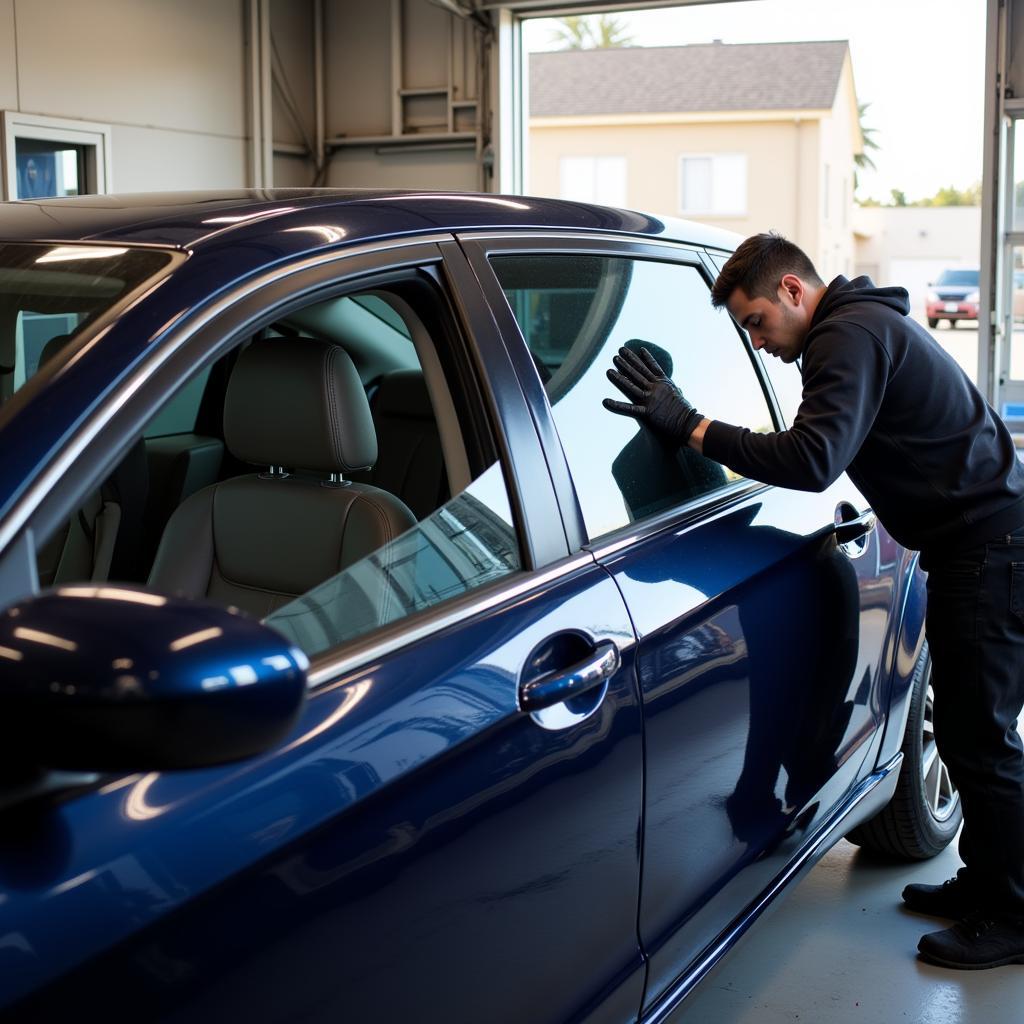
(1, 0, 1021, 1019)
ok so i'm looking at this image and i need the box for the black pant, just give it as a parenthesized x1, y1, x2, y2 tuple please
(926, 528, 1024, 913)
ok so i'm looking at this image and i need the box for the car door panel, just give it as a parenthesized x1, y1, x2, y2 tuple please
(598, 480, 897, 1008)
(6, 566, 645, 1024)
(458, 233, 900, 1011)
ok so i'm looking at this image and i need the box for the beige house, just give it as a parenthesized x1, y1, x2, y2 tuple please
(529, 41, 863, 278)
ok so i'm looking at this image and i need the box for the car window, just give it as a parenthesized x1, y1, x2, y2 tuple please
(0, 243, 175, 400)
(935, 269, 979, 287)
(265, 459, 519, 655)
(144, 365, 213, 438)
(491, 253, 774, 540)
(28, 272, 523, 661)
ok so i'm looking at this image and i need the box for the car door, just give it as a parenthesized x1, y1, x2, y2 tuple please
(0, 239, 645, 1024)
(462, 232, 900, 1015)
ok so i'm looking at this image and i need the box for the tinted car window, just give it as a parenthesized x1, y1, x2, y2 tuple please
(492, 254, 774, 540)
(266, 460, 519, 656)
(0, 243, 175, 397)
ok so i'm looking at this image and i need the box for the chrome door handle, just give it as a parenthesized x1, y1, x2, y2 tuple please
(518, 641, 621, 713)
(835, 510, 877, 545)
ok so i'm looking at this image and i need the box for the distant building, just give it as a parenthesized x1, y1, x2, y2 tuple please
(853, 205, 982, 317)
(529, 40, 863, 277)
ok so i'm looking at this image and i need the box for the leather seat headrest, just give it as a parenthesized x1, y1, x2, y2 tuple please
(224, 337, 377, 473)
(372, 370, 434, 419)
(39, 333, 72, 368)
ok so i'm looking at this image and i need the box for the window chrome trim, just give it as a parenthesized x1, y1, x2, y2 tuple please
(457, 228, 705, 260)
(585, 479, 770, 561)
(305, 550, 597, 690)
(0, 234, 454, 555)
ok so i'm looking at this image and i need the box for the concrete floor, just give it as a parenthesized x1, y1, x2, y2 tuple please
(678, 836, 1024, 1022)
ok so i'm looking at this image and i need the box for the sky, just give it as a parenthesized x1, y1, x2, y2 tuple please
(524, 0, 987, 204)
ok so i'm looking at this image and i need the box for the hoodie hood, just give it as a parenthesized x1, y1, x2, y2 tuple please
(809, 275, 910, 332)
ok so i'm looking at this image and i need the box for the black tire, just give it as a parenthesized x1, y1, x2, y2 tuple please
(927, 317, 939, 328)
(846, 641, 962, 859)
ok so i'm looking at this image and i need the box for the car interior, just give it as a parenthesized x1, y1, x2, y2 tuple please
(16, 279, 496, 624)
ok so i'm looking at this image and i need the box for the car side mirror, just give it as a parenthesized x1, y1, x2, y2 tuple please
(0, 586, 308, 773)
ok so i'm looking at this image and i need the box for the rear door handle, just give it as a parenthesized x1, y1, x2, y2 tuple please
(835, 510, 877, 545)
(518, 641, 621, 713)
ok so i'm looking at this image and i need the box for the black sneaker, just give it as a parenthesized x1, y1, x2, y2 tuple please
(918, 914, 1024, 970)
(901, 876, 977, 919)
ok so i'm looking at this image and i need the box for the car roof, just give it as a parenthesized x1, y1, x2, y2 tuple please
(0, 188, 741, 254)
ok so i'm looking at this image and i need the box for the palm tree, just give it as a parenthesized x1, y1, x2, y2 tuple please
(854, 102, 880, 190)
(549, 14, 634, 50)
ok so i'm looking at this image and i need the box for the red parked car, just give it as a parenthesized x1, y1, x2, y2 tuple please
(926, 268, 979, 328)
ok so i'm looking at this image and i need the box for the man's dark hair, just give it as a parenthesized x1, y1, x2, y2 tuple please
(710, 231, 823, 309)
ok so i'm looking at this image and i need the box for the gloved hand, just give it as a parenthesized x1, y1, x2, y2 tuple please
(603, 345, 704, 445)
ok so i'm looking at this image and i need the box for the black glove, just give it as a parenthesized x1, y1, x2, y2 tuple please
(603, 345, 704, 445)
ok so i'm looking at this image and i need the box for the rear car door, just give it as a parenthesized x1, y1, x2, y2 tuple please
(0, 239, 645, 1023)
(462, 232, 900, 1014)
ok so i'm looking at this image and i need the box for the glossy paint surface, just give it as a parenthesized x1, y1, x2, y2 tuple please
(7, 565, 644, 1023)
(0, 588, 307, 769)
(601, 477, 901, 1010)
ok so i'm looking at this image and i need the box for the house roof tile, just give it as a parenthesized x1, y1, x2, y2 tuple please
(530, 40, 850, 117)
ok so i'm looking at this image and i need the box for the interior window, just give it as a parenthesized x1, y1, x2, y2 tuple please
(32, 274, 522, 660)
(491, 253, 775, 540)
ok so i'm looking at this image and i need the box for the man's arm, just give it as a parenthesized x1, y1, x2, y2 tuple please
(605, 327, 892, 493)
(697, 329, 891, 491)
(688, 417, 712, 454)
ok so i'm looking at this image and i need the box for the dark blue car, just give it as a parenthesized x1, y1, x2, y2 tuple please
(0, 191, 959, 1022)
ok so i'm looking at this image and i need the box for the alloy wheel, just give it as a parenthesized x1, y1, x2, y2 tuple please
(921, 680, 960, 822)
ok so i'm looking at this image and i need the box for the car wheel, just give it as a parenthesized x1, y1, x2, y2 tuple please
(927, 317, 939, 328)
(846, 641, 962, 859)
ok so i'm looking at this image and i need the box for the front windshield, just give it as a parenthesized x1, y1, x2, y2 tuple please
(935, 269, 979, 287)
(0, 243, 175, 403)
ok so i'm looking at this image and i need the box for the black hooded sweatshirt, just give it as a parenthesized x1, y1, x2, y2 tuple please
(703, 275, 1024, 561)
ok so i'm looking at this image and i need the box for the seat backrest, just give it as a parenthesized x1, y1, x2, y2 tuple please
(355, 369, 448, 520)
(148, 337, 416, 617)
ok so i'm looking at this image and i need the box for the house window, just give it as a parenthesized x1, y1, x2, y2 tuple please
(679, 154, 747, 216)
(2, 112, 111, 200)
(558, 156, 627, 206)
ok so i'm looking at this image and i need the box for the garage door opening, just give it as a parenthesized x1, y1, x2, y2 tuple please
(506, 1, 985, 380)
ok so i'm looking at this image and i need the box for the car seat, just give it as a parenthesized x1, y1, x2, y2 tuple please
(354, 369, 448, 520)
(148, 336, 417, 617)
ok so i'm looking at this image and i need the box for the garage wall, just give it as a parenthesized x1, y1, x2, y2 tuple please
(271, 0, 485, 190)
(1, 0, 487, 196)
(0, 0, 249, 193)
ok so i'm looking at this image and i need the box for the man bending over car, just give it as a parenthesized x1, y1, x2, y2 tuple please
(603, 231, 1024, 971)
